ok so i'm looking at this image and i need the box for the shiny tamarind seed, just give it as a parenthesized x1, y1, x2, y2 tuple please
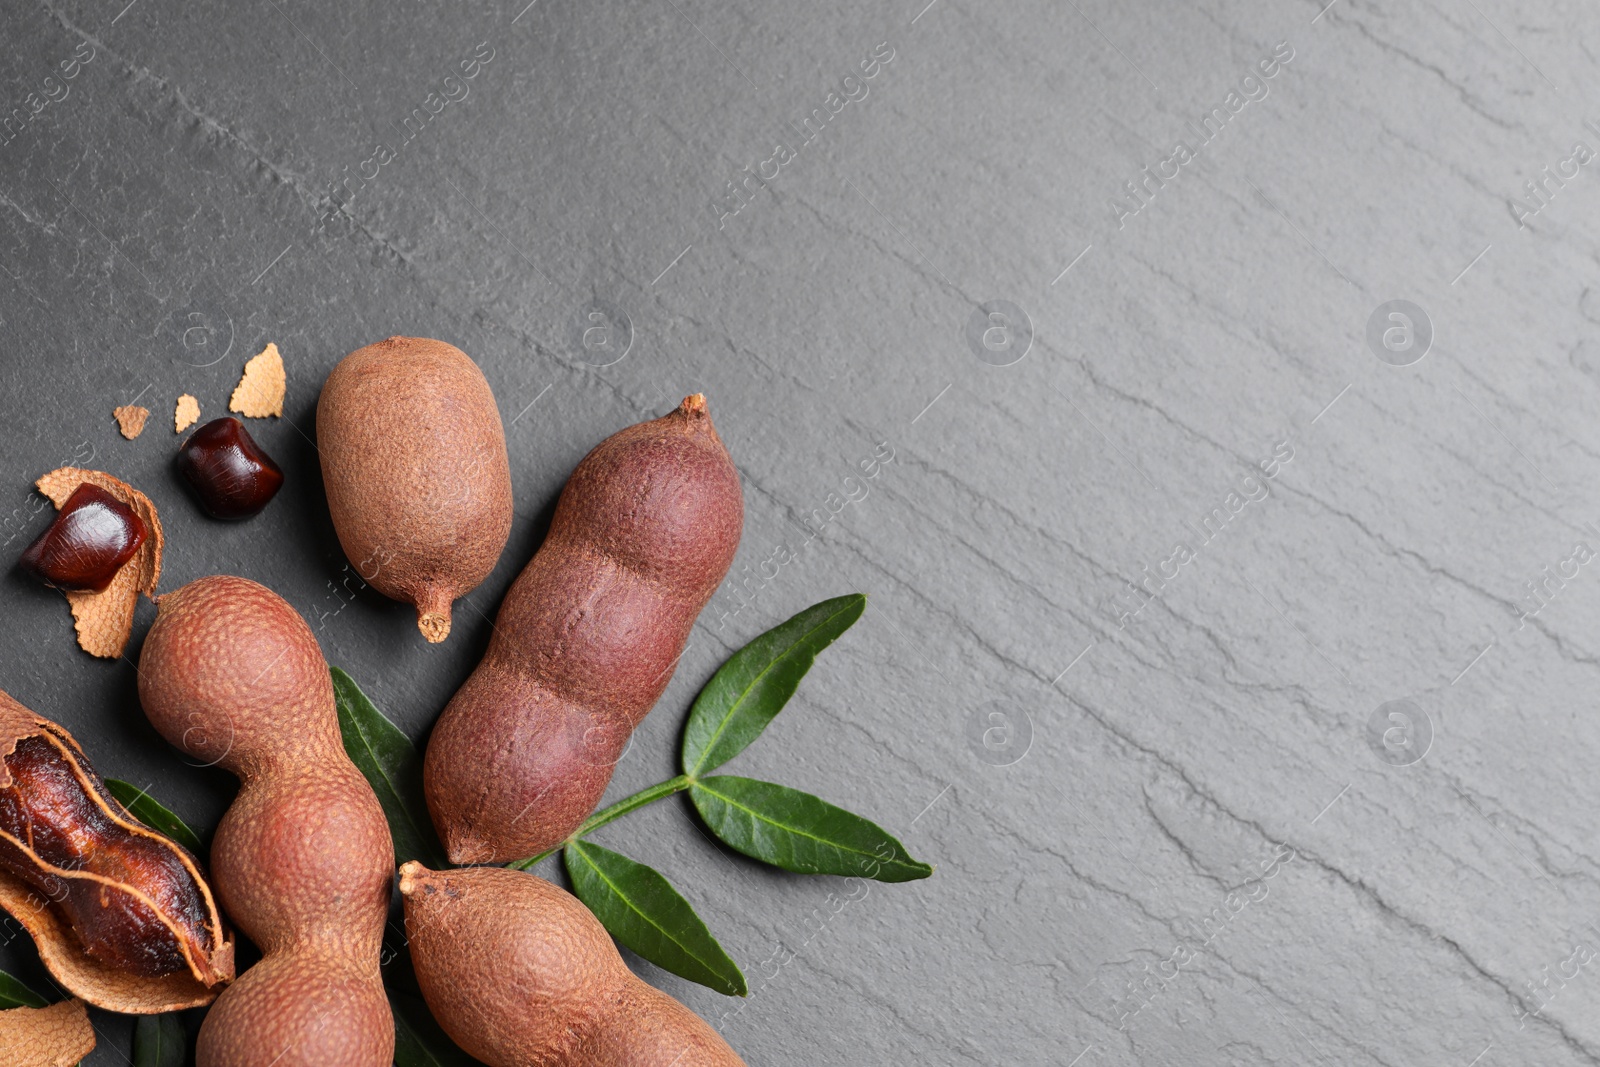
(175, 418, 284, 520)
(18, 483, 146, 591)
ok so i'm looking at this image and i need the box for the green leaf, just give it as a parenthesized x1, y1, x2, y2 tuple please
(391, 990, 485, 1066)
(565, 841, 746, 996)
(691, 776, 932, 883)
(564, 842, 746, 996)
(682, 594, 866, 776)
(332, 667, 447, 868)
(0, 968, 46, 1009)
(133, 1012, 186, 1067)
(105, 780, 203, 857)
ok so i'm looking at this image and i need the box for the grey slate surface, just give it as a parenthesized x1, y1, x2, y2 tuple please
(2, 0, 1599, 1063)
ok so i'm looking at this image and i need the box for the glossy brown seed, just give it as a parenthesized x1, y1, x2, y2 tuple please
(32, 469, 163, 661)
(176, 418, 284, 520)
(18, 483, 147, 592)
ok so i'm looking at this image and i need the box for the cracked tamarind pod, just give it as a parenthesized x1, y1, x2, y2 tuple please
(137, 574, 394, 1067)
(401, 863, 746, 1067)
(0, 689, 233, 1014)
(423, 394, 743, 864)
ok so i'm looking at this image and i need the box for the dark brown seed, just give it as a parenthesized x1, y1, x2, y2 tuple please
(176, 417, 284, 520)
(18, 483, 146, 592)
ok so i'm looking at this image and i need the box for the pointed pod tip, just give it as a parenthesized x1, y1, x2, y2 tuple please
(444, 834, 495, 865)
(417, 611, 451, 643)
(397, 860, 433, 897)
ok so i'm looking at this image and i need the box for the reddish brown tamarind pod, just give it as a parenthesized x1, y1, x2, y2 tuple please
(0, 690, 232, 1014)
(423, 394, 743, 863)
(137, 575, 394, 1067)
(400, 863, 747, 1067)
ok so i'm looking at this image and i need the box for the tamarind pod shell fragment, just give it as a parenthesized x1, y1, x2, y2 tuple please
(0, 690, 233, 1013)
(0, 998, 95, 1066)
(400, 863, 747, 1067)
(423, 394, 743, 863)
(317, 336, 514, 644)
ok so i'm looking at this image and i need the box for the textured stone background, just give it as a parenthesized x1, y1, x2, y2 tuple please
(2, 0, 1599, 1063)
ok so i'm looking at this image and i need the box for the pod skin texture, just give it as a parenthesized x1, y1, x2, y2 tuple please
(400, 863, 746, 1067)
(138, 576, 394, 1067)
(0, 998, 96, 1066)
(317, 336, 513, 643)
(424, 395, 743, 864)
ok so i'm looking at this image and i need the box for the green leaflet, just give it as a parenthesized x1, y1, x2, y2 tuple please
(132, 1013, 186, 1067)
(682, 594, 865, 777)
(0, 968, 46, 1009)
(331, 667, 448, 868)
(565, 840, 746, 997)
(104, 780, 203, 857)
(691, 776, 932, 882)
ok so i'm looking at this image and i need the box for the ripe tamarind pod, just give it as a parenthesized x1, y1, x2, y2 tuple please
(0, 998, 95, 1066)
(138, 575, 394, 1067)
(400, 862, 747, 1067)
(0, 689, 232, 1014)
(317, 336, 514, 643)
(424, 394, 743, 863)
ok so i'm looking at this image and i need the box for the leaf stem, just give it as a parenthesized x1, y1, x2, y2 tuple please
(509, 774, 693, 870)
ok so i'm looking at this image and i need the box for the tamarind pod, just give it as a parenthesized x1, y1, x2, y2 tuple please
(317, 336, 514, 644)
(400, 862, 747, 1067)
(0, 690, 232, 1014)
(424, 394, 742, 863)
(138, 575, 394, 1067)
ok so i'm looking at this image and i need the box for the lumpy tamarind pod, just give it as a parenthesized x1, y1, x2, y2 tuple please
(0, 998, 96, 1066)
(423, 395, 743, 863)
(400, 863, 747, 1067)
(317, 336, 513, 643)
(137, 575, 394, 1067)
(0, 690, 233, 1014)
